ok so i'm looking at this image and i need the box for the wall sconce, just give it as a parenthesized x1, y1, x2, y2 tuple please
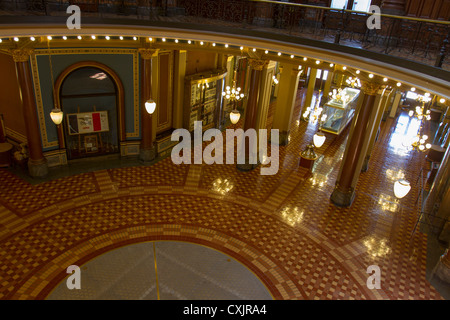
(313, 132, 326, 148)
(230, 109, 241, 125)
(145, 99, 156, 114)
(50, 108, 64, 125)
(394, 180, 411, 199)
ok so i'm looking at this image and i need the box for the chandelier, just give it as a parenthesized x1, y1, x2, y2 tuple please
(411, 133, 431, 152)
(222, 70, 244, 125)
(345, 76, 361, 88)
(303, 91, 327, 124)
(409, 94, 432, 120)
(329, 88, 350, 105)
(222, 70, 244, 102)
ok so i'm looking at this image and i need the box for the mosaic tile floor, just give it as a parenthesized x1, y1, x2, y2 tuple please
(0, 89, 447, 300)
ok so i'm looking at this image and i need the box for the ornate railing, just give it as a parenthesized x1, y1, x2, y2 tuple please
(0, 0, 449, 70)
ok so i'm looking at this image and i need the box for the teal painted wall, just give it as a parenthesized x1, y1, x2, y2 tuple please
(33, 50, 140, 151)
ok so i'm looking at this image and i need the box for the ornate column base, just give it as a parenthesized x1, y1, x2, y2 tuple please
(434, 249, 450, 284)
(330, 185, 355, 207)
(236, 161, 259, 172)
(139, 146, 156, 163)
(28, 158, 48, 178)
(361, 155, 370, 173)
(274, 131, 290, 146)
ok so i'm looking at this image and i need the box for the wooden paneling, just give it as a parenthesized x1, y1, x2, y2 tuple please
(406, 0, 450, 20)
(156, 51, 173, 134)
(185, 51, 217, 75)
(0, 52, 26, 142)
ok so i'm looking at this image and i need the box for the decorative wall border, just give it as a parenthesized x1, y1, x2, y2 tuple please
(30, 48, 140, 150)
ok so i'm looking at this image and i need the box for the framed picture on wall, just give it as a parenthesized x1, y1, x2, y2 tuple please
(84, 135, 98, 153)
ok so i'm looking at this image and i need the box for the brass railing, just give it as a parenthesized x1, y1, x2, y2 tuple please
(0, 0, 449, 69)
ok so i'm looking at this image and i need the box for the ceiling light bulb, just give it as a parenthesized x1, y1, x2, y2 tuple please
(397, 82, 401, 87)
(91, 35, 96, 39)
(265, 50, 268, 54)
(13, 37, 19, 42)
(330, 63, 334, 67)
(290, 54, 294, 58)
(343, 66, 347, 70)
(411, 87, 416, 92)
(212, 43, 216, 46)
(278, 52, 281, 56)
(225, 44, 228, 48)
(120, 36, 123, 40)
(253, 48, 256, 52)
(175, 39, 178, 43)
(105, 36, 110, 40)
(383, 77, 388, 82)
(440, 98, 445, 103)
(303, 57, 307, 61)
(200, 41, 204, 45)
(240, 46, 244, 50)
(133, 36, 137, 40)
(47, 36, 52, 40)
(62, 36, 67, 40)
(162, 38, 166, 42)
(369, 74, 374, 78)
(148, 37, 153, 41)
(316, 60, 320, 64)
(30, 37, 35, 41)
(78, 36, 82, 40)
(188, 40, 192, 44)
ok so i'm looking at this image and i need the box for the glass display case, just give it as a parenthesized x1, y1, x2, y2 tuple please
(184, 69, 227, 133)
(321, 87, 360, 135)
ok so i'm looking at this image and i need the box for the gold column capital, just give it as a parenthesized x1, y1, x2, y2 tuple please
(138, 48, 159, 60)
(360, 81, 382, 96)
(10, 49, 34, 63)
(248, 58, 270, 71)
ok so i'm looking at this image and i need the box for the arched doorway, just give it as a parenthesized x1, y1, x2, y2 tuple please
(54, 62, 126, 160)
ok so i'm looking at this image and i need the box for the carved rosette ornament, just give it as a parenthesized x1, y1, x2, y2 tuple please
(248, 59, 270, 71)
(138, 48, 159, 60)
(11, 49, 34, 63)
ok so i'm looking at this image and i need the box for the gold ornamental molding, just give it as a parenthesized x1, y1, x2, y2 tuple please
(360, 81, 382, 96)
(10, 49, 34, 63)
(29, 48, 140, 149)
(138, 48, 159, 60)
(248, 58, 270, 71)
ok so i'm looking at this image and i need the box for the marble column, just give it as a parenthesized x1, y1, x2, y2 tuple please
(322, 70, 334, 103)
(138, 48, 158, 162)
(331, 82, 382, 207)
(236, 58, 269, 172)
(302, 68, 318, 114)
(173, 50, 186, 129)
(271, 62, 301, 145)
(12, 49, 48, 178)
(362, 87, 391, 172)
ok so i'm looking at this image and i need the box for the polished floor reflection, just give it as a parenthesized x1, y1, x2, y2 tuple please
(0, 89, 446, 300)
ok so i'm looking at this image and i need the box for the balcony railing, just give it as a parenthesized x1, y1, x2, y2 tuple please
(1, 0, 449, 71)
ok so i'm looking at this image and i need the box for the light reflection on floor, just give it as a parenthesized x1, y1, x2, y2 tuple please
(389, 113, 422, 156)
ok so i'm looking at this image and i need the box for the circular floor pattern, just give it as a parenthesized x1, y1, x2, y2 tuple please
(46, 241, 273, 300)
